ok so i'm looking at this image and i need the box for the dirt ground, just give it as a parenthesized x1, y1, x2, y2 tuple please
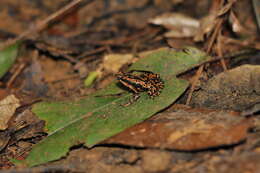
(0, 0, 259, 172)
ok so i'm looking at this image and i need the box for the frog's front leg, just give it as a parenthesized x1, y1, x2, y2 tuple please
(121, 93, 140, 107)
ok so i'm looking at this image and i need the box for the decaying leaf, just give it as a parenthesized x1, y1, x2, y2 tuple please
(191, 65, 260, 111)
(0, 94, 20, 130)
(103, 53, 134, 73)
(105, 107, 252, 150)
(149, 13, 200, 38)
(194, 14, 217, 42)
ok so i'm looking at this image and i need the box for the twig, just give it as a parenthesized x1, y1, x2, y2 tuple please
(217, 28, 227, 70)
(185, 0, 230, 105)
(45, 74, 80, 84)
(177, 49, 256, 76)
(185, 65, 203, 105)
(185, 19, 221, 105)
(6, 63, 26, 88)
(183, 48, 250, 106)
(77, 47, 107, 59)
(0, 0, 84, 51)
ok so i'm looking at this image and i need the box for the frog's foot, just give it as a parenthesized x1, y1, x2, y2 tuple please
(121, 94, 140, 107)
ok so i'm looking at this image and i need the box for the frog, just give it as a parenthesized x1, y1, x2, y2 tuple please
(116, 70, 164, 106)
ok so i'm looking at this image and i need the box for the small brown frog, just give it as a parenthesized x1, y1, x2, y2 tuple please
(117, 70, 164, 106)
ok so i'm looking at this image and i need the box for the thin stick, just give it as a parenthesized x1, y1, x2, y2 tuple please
(177, 49, 256, 76)
(6, 63, 26, 88)
(216, 22, 227, 70)
(0, 0, 84, 50)
(184, 48, 255, 104)
(185, 15, 225, 105)
(185, 65, 203, 105)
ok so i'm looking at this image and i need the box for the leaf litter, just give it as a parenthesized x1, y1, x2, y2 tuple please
(0, 0, 259, 172)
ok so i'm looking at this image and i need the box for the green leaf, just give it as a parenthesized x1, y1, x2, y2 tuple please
(21, 47, 209, 167)
(84, 71, 100, 87)
(0, 42, 20, 78)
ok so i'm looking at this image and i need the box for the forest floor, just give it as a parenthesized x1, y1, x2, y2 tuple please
(0, 0, 259, 172)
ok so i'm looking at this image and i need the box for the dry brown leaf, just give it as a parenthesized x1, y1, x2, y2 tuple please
(192, 65, 260, 111)
(149, 13, 199, 38)
(105, 108, 252, 150)
(0, 94, 20, 130)
(102, 53, 134, 73)
(194, 14, 217, 42)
